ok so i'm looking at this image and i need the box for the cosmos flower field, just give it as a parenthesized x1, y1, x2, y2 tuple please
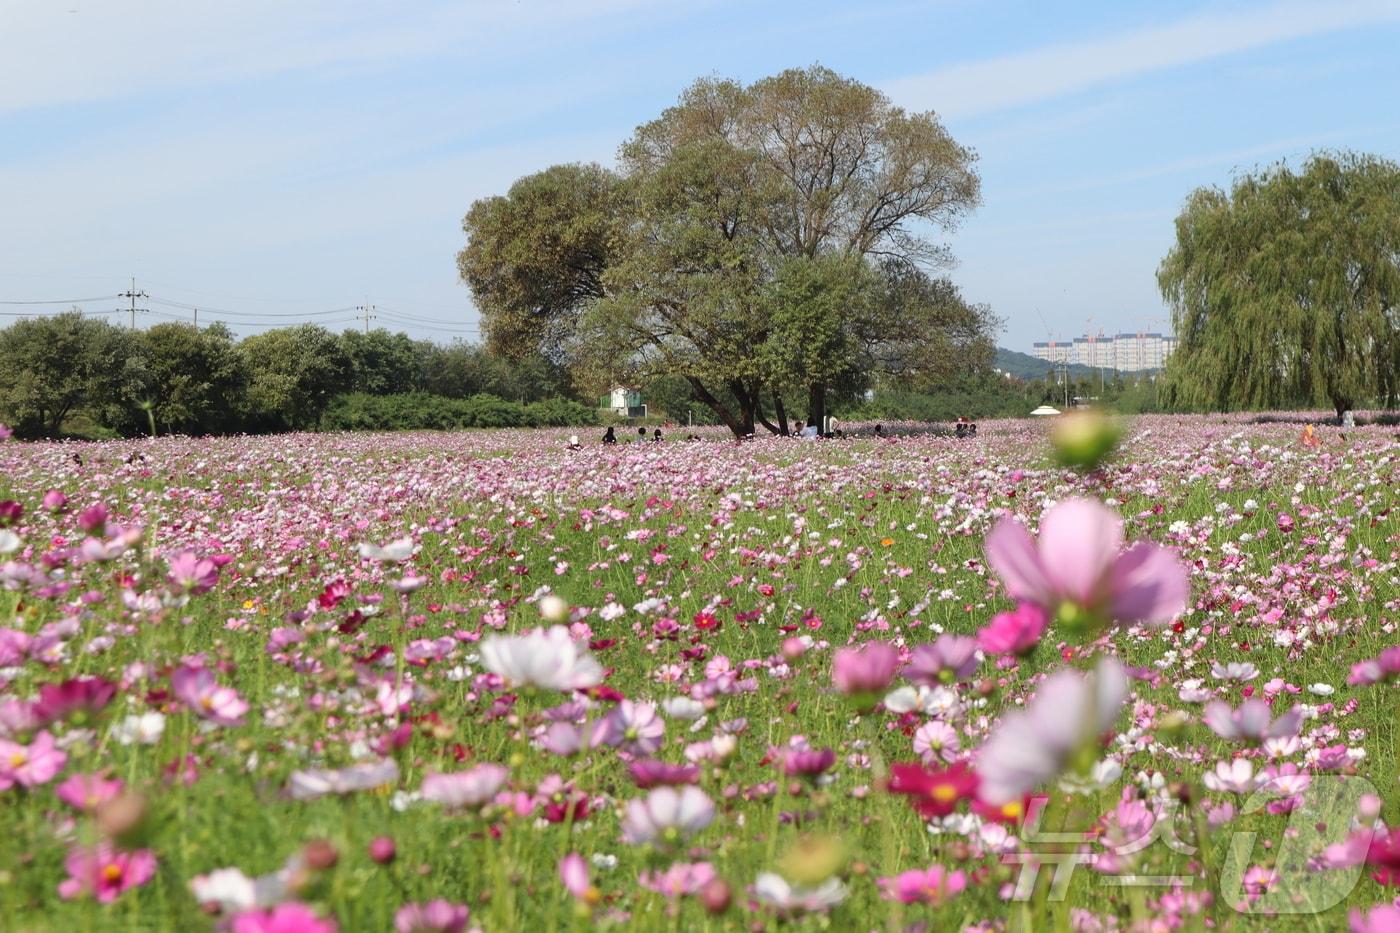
(0, 415, 1397, 931)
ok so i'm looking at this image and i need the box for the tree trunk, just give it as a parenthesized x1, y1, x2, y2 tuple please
(774, 390, 790, 436)
(806, 383, 827, 434)
(686, 376, 746, 437)
(727, 380, 758, 437)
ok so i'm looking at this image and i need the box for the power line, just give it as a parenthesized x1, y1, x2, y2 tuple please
(0, 295, 118, 305)
(119, 277, 148, 330)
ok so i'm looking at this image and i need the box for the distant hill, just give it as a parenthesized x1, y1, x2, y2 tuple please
(994, 347, 1109, 380)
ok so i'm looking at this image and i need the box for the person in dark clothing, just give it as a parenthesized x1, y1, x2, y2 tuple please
(873, 424, 884, 436)
(602, 427, 617, 445)
(653, 428, 663, 442)
(637, 427, 647, 442)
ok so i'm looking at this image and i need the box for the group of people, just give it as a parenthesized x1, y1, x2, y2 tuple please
(954, 416, 978, 438)
(594, 426, 675, 447)
(569, 415, 979, 448)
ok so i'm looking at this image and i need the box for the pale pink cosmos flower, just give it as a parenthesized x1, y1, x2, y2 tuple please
(753, 873, 847, 914)
(41, 489, 68, 512)
(639, 861, 717, 898)
(559, 852, 592, 900)
(167, 551, 220, 594)
(877, 864, 967, 905)
(393, 900, 470, 933)
(913, 720, 961, 764)
(1202, 759, 1257, 794)
(57, 844, 157, 903)
(621, 786, 715, 845)
(288, 759, 400, 801)
(603, 700, 665, 756)
(903, 635, 979, 685)
(985, 498, 1189, 627)
(977, 602, 1049, 655)
(232, 902, 339, 933)
(976, 659, 1128, 804)
(420, 764, 509, 810)
(1202, 699, 1302, 743)
(0, 730, 67, 789)
(480, 626, 603, 691)
(172, 665, 249, 726)
(55, 772, 123, 812)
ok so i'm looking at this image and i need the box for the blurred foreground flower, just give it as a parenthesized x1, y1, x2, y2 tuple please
(621, 786, 714, 845)
(986, 498, 1189, 634)
(878, 863, 966, 905)
(753, 873, 847, 915)
(976, 658, 1127, 804)
(1202, 699, 1301, 744)
(831, 642, 900, 708)
(481, 626, 603, 691)
(57, 844, 156, 902)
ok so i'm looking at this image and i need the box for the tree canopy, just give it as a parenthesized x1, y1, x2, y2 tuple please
(458, 65, 993, 436)
(1158, 151, 1400, 416)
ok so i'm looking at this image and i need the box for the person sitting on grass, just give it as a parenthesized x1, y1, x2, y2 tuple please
(602, 426, 617, 445)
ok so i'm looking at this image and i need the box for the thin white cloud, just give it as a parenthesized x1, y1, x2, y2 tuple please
(0, 0, 672, 112)
(883, 0, 1400, 118)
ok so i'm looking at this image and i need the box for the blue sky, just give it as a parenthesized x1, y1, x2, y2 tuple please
(2, 0, 1398, 349)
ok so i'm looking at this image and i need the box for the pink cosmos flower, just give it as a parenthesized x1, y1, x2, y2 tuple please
(1349, 647, 1400, 686)
(627, 759, 700, 788)
(977, 602, 1049, 656)
(0, 423, 10, 440)
(393, 900, 470, 933)
(55, 772, 123, 812)
(985, 498, 1189, 627)
(976, 659, 1128, 804)
(1202, 699, 1302, 743)
(903, 635, 979, 685)
(603, 700, 665, 756)
(232, 903, 339, 933)
(831, 642, 900, 697)
(167, 550, 220, 594)
(76, 503, 109, 534)
(0, 730, 67, 789)
(559, 852, 592, 900)
(877, 864, 967, 905)
(912, 720, 961, 764)
(57, 844, 157, 903)
(640, 861, 718, 898)
(172, 665, 249, 726)
(420, 763, 509, 810)
(621, 786, 715, 844)
(1350, 904, 1400, 933)
(41, 490, 68, 512)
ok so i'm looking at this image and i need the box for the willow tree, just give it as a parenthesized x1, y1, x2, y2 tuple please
(458, 65, 987, 436)
(1158, 152, 1400, 417)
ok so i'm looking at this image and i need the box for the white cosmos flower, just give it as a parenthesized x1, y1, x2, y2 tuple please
(621, 786, 715, 844)
(113, 711, 166, 745)
(1308, 683, 1335, 696)
(0, 530, 20, 555)
(480, 626, 603, 691)
(358, 538, 414, 562)
(753, 873, 847, 913)
(661, 696, 706, 720)
(189, 868, 257, 913)
(1203, 759, 1256, 793)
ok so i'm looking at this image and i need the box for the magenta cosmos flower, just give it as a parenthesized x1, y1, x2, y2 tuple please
(56, 772, 123, 812)
(57, 844, 157, 903)
(986, 498, 1189, 630)
(172, 665, 249, 726)
(977, 603, 1049, 656)
(167, 550, 221, 594)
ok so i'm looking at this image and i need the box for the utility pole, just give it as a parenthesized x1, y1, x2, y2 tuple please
(193, 307, 199, 329)
(118, 277, 148, 329)
(357, 304, 376, 334)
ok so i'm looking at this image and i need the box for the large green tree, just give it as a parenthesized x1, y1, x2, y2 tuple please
(238, 324, 351, 431)
(458, 66, 987, 436)
(1159, 151, 1400, 416)
(0, 311, 148, 438)
(134, 322, 248, 435)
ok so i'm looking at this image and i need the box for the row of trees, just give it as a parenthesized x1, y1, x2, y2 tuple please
(0, 314, 580, 439)
(460, 66, 1000, 438)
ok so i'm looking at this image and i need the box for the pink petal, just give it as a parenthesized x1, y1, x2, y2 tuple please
(1109, 542, 1190, 625)
(1037, 499, 1123, 606)
(984, 516, 1054, 606)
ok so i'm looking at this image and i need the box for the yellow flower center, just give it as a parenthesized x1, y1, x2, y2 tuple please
(8, 752, 26, 768)
(102, 864, 124, 883)
(932, 784, 957, 803)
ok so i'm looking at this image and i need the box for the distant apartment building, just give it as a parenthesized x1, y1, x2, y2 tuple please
(1031, 332, 1176, 373)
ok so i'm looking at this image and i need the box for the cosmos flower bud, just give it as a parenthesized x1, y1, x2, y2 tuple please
(699, 878, 732, 914)
(368, 836, 397, 864)
(95, 792, 149, 847)
(302, 839, 339, 871)
(1051, 409, 1120, 470)
(778, 834, 846, 886)
(538, 594, 569, 624)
